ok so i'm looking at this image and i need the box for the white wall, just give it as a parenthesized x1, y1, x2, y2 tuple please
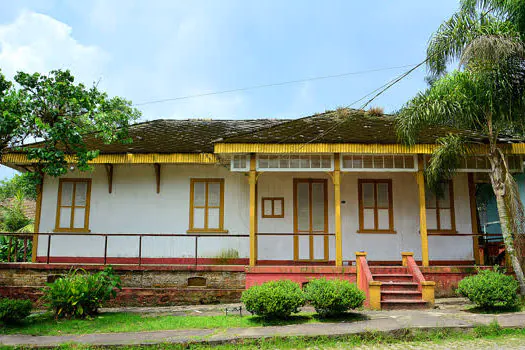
(37, 165, 475, 262)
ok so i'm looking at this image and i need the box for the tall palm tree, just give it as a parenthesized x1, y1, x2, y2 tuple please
(397, 0, 525, 293)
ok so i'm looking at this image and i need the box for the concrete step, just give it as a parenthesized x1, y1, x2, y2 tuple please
(372, 274, 414, 283)
(381, 290, 422, 301)
(380, 282, 420, 292)
(369, 267, 408, 274)
(381, 299, 428, 310)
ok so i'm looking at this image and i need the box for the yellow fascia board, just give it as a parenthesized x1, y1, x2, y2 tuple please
(2, 153, 218, 165)
(214, 143, 525, 155)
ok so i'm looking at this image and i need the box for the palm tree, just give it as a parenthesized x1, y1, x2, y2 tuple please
(397, 0, 525, 293)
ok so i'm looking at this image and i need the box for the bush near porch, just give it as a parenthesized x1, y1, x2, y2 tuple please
(457, 269, 519, 310)
(304, 278, 365, 316)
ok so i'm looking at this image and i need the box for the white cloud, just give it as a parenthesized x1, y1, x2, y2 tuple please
(0, 11, 108, 83)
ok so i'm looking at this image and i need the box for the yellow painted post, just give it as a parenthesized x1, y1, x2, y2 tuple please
(401, 252, 413, 267)
(249, 154, 257, 266)
(32, 180, 44, 263)
(368, 281, 382, 310)
(421, 281, 436, 306)
(416, 155, 429, 267)
(334, 154, 342, 267)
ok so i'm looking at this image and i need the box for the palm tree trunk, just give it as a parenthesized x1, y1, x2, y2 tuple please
(488, 153, 525, 295)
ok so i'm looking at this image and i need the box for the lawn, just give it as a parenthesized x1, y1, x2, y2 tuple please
(0, 311, 366, 336)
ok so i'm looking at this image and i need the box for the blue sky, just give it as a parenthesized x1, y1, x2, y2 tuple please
(0, 0, 460, 180)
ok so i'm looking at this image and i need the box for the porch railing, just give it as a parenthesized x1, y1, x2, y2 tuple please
(0, 232, 249, 266)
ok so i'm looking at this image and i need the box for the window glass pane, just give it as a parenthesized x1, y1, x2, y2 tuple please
(352, 156, 363, 169)
(383, 155, 394, 168)
(299, 156, 309, 168)
(362, 183, 375, 207)
(268, 155, 279, 168)
(59, 207, 72, 228)
(233, 155, 246, 169)
(466, 157, 477, 169)
(273, 199, 283, 216)
(373, 156, 383, 169)
(425, 187, 437, 208)
(290, 157, 301, 168)
(404, 156, 414, 168)
(263, 199, 273, 216)
(377, 209, 390, 230)
(321, 155, 332, 168)
(394, 156, 404, 168)
(342, 155, 352, 169)
(208, 208, 220, 229)
(439, 209, 452, 230)
(438, 183, 451, 209)
(279, 157, 290, 168)
(310, 155, 321, 168)
(74, 182, 87, 206)
(193, 182, 206, 206)
(297, 183, 309, 231)
(312, 183, 325, 231)
(193, 208, 205, 228)
(363, 209, 375, 229)
(426, 209, 437, 230)
(208, 182, 221, 206)
(377, 183, 389, 208)
(61, 182, 74, 206)
(362, 156, 373, 168)
(258, 156, 269, 168)
(73, 208, 85, 228)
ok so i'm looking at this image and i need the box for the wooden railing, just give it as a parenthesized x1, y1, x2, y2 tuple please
(0, 232, 249, 266)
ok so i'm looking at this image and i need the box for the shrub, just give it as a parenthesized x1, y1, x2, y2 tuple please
(0, 298, 32, 324)
(456, 268, 519, 310)
(241, 280, 305, 319)
(304, 278, 365, 316)
(42, 266, 122, 319)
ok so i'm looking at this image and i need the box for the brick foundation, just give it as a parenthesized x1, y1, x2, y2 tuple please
(421, 266, 488, 297)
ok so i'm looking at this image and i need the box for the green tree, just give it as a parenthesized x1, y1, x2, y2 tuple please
(0, 69, 141, 178)
(0, 192, 34, 261)
(0, 173, 37, 201)
(397, 0, 525, 293)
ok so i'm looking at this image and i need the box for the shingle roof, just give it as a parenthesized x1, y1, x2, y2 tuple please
(219, 108, 485, 144)
(75, 119, 287, 154)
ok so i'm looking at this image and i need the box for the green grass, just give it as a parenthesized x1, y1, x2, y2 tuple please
(0, 311, 366, 336)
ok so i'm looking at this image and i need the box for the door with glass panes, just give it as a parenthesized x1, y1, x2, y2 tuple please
(293, 179, 328, 261)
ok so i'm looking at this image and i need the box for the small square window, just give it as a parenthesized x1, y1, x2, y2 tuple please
(261, 197, 285, 218)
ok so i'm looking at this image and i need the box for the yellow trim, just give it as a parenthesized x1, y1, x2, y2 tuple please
(416, 156, 429, 267)
(2, 153, 218, 165)
(368, 281, 382, 310)
(249, 154, 257, 266)
(32, 181, 43, 262)
(401, 252, 413, 267)
(421, 281, 436, 306)
(334, 154, 342, 267)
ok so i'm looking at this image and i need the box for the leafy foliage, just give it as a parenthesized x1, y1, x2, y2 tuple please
(241, 280, 305, 319)
(0, 69, 141, 178)
(41, 266, 122, 319)
(0, 298, 32, 324)
(0, 173, 37, 201)
(0, 193, 34, 262)
(457, 268, 519, 310)
(304, 278, 365, 317)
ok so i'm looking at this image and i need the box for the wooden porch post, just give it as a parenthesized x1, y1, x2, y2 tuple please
(334, 153, 343, 266)
(416, 155, 429, 267)
(468, 173, 481, 264)
(249, 154, 258, 266)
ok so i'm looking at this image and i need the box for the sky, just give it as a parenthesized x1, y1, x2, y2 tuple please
(0, 0, 460, 180)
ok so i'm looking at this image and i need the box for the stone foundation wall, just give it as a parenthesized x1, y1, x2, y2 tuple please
(0, 264, 245, 307)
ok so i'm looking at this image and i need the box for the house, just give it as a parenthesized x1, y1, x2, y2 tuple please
(2, 108, 524, 309)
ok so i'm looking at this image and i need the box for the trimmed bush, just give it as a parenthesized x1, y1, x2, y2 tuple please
(42, 266, 121, 319)
(241, 280, 305, 319)
(0, 298, 32, 324)
(457, 268, 519, 310)
(304, 278, 365, 316)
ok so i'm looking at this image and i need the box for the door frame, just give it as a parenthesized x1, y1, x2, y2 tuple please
(293, 178, 329, 261)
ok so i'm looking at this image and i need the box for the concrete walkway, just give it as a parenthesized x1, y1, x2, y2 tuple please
(1, 299, 525, 347)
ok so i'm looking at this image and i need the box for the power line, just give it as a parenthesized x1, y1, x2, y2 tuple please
(133, 63, 418, 106)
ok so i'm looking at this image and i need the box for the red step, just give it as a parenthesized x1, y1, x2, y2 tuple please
(372, 273, 414, 282)
(380, 290, 422, 301)
(370, 267, 408, 274)
(381, 299, 428, 310)
(380, 282, 419, 292)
